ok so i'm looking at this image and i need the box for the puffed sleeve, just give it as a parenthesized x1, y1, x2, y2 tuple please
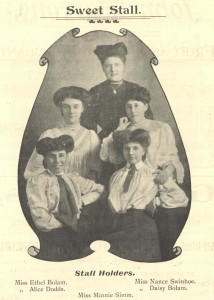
(77, 175, 105, 206)
(158, 177, 189, 208)
(100, 133, 112, 162)
(158, 123, 184, 183)
(26, 176, 63, 232)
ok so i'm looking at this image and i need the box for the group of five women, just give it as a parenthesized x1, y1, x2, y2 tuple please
(25, 42, 189, 262)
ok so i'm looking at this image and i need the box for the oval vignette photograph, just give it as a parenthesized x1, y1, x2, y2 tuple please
(18, 28, 191, 262)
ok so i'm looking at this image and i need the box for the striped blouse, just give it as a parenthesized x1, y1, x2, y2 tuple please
(26, 170, 104, 232)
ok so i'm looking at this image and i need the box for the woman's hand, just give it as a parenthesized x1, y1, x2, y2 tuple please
(116, 117, 129, 131)
(153, 164, 175, 185)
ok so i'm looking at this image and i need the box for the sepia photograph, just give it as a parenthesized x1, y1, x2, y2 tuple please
(18, 28, 190, 262)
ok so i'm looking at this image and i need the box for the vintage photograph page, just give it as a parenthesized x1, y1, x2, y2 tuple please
(0, 0, 214, 299)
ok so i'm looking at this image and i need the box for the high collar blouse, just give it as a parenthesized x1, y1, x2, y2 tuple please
(108, 161, 188, 212)
(108, 161, 158, 213)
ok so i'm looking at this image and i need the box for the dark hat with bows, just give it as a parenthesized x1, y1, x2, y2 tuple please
(36, 135, 74, 156)
(94, 42, 128, 64)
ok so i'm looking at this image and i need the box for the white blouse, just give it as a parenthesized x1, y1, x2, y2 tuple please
(108, 161, 188, 212)
(24, 125, 102, 180)
(26, 170, 104, 232)
(108, 162, 158, 213)
(100, 120, 184, 184)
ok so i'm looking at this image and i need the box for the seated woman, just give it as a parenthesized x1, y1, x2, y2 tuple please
(24, 86, 101, 181)
(100, 86, 189, 260)
(103, 129, 160, 262)
(104, 129, 188, 262)
(26, 135, 105, 261)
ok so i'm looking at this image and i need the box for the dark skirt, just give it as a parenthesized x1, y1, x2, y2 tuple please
(36, 227, 80, 261)
(155, 206, 190, 261)
(34, 201, 104, 261)
(102, 209, 161, 262)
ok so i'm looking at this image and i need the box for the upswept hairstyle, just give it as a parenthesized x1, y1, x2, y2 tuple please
(36, 135, 74, 157)
(124, 86, 151, 105)
(53, 86, 90, 107)
(112, 128, 151, 161)
(94, 42, 128, 64)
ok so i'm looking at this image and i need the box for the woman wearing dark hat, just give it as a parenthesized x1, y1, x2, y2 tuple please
(24, 86, 101, 181)
(82, 42, 153, 139)
(26, 135, 105, 261)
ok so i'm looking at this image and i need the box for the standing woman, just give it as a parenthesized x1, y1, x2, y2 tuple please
(24, 86, 101, 181)
(82, 42, 153, 139)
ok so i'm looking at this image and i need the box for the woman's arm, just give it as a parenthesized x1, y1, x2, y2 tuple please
(77, 175, 105, 206)
(100, 117, 130, 164)
(158, 177, 189, 208)
(100, 132, 125, 165)
(100, 133, 113, 162)
(156, 123, 184, 184)
(26, 176, 63, 231)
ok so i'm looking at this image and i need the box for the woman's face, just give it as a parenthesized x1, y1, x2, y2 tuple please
(123, 142, 145, 165)
(44, 150, 67, 174)
(102, 56, 125, 82)
(61, 98, 84, 125)
(125, 100, 148, 123)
